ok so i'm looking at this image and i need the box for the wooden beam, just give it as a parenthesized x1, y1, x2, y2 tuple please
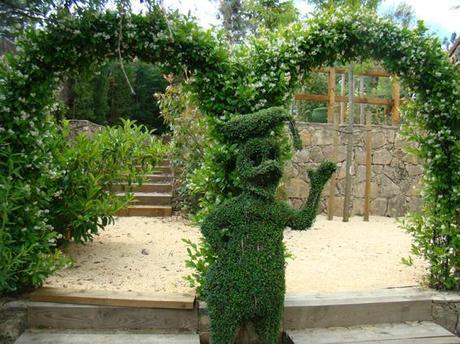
(30, 287, 196, 310)
(295, 94, 393, 106)
(316, 67, 391, 78)
(392, 78, 401, 126)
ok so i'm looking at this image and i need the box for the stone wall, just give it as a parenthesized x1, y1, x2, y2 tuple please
(67, 119, 103, 141)
(432, 294, 460, 336)
(284, 122, 423, 217)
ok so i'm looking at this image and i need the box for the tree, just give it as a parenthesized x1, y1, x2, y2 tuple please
(0, 0, 108, 39)
(245, 0, 299, 34)
(215, 0, 299, 43)
(385, 2, 415, 28)
(68, 60, 168, 132)
(216, 0, 248, 43)
(308, 0, 381, 11)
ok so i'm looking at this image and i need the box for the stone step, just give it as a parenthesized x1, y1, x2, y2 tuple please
(283, 288, 435, 331)
(153, 166, 172, 174)
(116, 192, 172, 206)
(145, 174, 173, 183)
(15, 330, 200, 344)
(159, 159, 171, 167)
(287, 321, 460, 343)
(117, 205, 172, 217)
(112, 183, 172, 193)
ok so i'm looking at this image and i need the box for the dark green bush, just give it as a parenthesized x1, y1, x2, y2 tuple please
(50, 119, 166, 243)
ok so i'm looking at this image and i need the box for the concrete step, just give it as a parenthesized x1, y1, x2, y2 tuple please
(117, 205, 172, 217)
(283, 288, 435, 331)
(116, 192, 172, 206)
(15, 330, 200, 344)
(112, 183, 172, 193)
(287, 321, 460, 343)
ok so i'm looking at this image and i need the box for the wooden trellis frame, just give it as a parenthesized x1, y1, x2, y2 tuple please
(294, 67, 401, 221)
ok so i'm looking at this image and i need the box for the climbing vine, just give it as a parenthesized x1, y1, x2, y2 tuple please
(0, 0, 458, 314)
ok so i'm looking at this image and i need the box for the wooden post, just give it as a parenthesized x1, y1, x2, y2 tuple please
(359, 76, 365, 124)
(363, 111, 372, 221)
(326, 68, 336, 124)
(340, 74, 346, 124)
(343, 64, 354, 222)
(391, 77, 400, 126)
(327, 67, 337, 220)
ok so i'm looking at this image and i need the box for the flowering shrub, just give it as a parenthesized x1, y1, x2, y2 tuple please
(0, 117, 165, 293)
(0, 5, 458, 293)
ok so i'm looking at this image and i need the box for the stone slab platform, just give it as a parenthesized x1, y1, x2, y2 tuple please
(287, 321, 460, 343)
(15, 330, 199, 344)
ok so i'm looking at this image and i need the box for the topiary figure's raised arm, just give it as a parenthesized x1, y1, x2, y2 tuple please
(285, 161, 336, 230)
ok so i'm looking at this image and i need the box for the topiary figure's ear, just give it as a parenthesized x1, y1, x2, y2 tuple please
(220, 107, 292, 143)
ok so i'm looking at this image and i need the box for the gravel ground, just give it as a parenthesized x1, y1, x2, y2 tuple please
(44, 215, 427, 295)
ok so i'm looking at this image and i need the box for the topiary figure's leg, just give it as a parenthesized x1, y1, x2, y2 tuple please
(253, 305, 283, 344)
(207, 302, 241, 344)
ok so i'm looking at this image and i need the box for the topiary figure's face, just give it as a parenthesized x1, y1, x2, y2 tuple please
(237, 137, 282, 196)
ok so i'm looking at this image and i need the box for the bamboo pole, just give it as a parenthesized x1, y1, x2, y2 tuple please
(343, 64, 354, 222)
(364, 111, 372, 221)
(392, 78, 400, 126)
(327, 67, 337, 220)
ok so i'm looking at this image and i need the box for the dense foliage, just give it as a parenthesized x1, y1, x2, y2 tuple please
(202, 107, 336, 342)
(65, 60, 168, 131)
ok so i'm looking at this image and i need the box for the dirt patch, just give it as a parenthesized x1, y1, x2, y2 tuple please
(45, 215, 427, 295)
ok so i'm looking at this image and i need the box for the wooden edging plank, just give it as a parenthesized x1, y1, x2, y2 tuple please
(30, 287, 195, 310)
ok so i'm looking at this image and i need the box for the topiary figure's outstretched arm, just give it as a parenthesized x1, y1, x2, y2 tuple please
(285, 161, 336, 230)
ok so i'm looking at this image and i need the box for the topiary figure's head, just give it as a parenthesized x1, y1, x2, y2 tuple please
(221, 107, 299, 198)
(236, 137, 283, 197)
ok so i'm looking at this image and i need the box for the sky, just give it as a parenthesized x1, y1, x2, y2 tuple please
(143, 0, 459, 40)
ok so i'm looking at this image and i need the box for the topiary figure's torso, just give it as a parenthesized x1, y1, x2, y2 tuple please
(200, 107, 336, 343)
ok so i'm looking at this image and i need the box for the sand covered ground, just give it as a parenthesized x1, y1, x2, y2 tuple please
(44, 215, 427, 295)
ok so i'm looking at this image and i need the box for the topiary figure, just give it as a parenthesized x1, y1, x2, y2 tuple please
(201, 107, 336, 343)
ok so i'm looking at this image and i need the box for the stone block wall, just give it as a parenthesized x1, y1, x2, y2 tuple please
(67, 119, 103, 141)
(284, 122, 423, 217)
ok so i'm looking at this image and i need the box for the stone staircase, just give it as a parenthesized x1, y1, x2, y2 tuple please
(115, 159, 173, 217)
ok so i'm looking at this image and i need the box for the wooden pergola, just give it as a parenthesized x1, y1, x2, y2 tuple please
(294, 67, 401, 221)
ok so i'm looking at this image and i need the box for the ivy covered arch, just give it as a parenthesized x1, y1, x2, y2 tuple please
(0, 6, 458, 294)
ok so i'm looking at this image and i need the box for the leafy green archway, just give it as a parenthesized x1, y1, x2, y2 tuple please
(0, 6, 458, 294)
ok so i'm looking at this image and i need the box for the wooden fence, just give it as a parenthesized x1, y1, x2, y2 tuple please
(294, 67, 401, 221)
